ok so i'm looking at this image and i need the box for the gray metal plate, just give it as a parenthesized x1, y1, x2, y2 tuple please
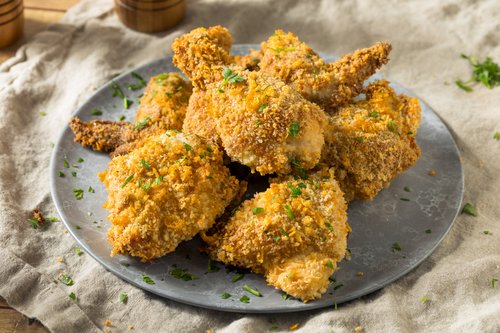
(49, 45, 464, 313)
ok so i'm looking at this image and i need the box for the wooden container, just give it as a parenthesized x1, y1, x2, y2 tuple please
(0, 2, 23, 48)
(0, 0, 21, 15)
(114, 0, 185, 33)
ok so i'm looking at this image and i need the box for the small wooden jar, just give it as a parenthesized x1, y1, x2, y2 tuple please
(115, 0, 185, 33)
(0, 0, 24, 48)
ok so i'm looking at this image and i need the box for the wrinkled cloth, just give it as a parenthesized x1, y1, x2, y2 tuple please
(0, 0, 499, 332)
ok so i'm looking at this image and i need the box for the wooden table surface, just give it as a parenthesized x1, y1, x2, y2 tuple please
(1, 2, 80, 331)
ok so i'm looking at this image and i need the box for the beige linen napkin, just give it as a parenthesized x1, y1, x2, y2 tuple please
(0, 0, 499, 332)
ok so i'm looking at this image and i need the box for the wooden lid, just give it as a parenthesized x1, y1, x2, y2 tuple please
(0, 2, 22, 24)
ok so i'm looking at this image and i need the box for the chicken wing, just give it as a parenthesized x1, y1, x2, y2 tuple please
(321, 80, 421, 201)
(100, 131, 240, 261)
(203, 168, 350, 301)
(257, 30, 391, 109)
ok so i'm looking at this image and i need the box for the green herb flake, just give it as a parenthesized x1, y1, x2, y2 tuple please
(119, 291, 128, 304)
(47, 217, 59, 222)
(290, 157, 308, 180)
(462, 203, 478, 216)
(400, 198, 410, 202)
(73, 188, 84, 200)
(217, 67, 246, 93)
(232, 273, 244, 283)
(88, 186, 95, 193)
(492, 278, 499, 288)
(283, 204, 295, 220)
(134, 117, 151, 130)
(71, 172, 77, 177)
(75, 226, 81, 230)
(123, 98, 133, 109)
(325, 222, 333, 231)
(326, 260, 334, 269)
(483, 230, 492, 235)
(281, 293, 289, 300)
(111, 82, 125, 98)
(183, 143, 193, 151)
(221, 292, 231, 299)
(458, 54, 500, 90)
(73, 247, 83, 256)
(27, 218, 41, 229)
(119, 115, 126, 121)
(404, 186, 411, 192)
(121, 174, 134, 188)
(425, 229, 432, 234)
(258, 103, 267, 113)
(240, 295, 250, 303)
(140, 159, 151, 170)
(355, 136, 365, 143)
(207, 258, 220, 273)
(288, 121, 300, 138)
(369, 111, 379, 118)
(494, 132, 500, 140)
(391, 242, 402, 252)
(69, 292, 76, 301)
(243, 284, 262, 297)
(63, 159, 70, 168)
(142, 274, 155, 285)
(39, 111, 47, 116)
(170, 267, 197, 281)
(90, 109, 102, 116)
(154, 176, 163, 185)
(59, 274, 74, 286)
(455, 79, 473, 92)
(287, 182, 302, 198)
(58, 171, 65, 178)
(421, 296, 428, 303)
(252, 207, 264, 215)
(254, 121, 263, 126)
(387, 120, 399, 135)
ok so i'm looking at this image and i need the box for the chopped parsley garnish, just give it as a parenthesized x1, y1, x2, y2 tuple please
(252, 207, 264, 215)
(457, 54, 500, 91)
(39, 111, 47, 116)
(59, 274, 74, 286)
(258, 103, 267, 113)
(139, 180, 151, 191)
(421, 296, 428, 303)
(156, 73, 169, 85)
(154, 176, 163, 185)
(47, 217, 59, 222)
(27, 218, 41, 229)
(221, 292, 231, 299)
(494, 132, 500, 140)
(279, 228, 289, 237)
(355, 136, 365, 142)
(73, 188, 84, 200)
(217, 67, 246, 93)
(119, 115, 126, 121)
(73, 247, 83, 256)
(462, 203, 478, 216)
(400, 198, 410, 202)
(240, 295, 250, 303)
(325, 260, 334, 269)
(71, 172, 77, 177)
(232, 273, 244, 282)
(72, 164, 79, 169)
(288, 121, 300, 138)
(207, 258, 220, 273)
(176, 156, 186, 164)
(404, 186, 411, 192)
(170, 267, 197, 281)
(281, 293, 289, 300)
(88, 186, 95, 193)
(142, 274, 155, 284)
(69, 292, 76, 301)
(123, 98, 132, 109)
(492, 278, 499, 288)
(387, 120, 399, 135)
(134, 117, 151, 130)
(369, 111, 379, 117)
(63, 159, 70, 168)
(483, 230, 492, 235)
(290, 157, 308, 180)
(58, 171, 65, 177)
(425, 229, 432, 234)
(111, 82, 125, 98)
(127, 72, 147, 90)
(183, 143, 193, 151)
(243, 284, 262, 297)
(287, 181, 306, 198)
(333, 283, 344, 291)
(391, 242, 402, 252)
(273, 236, 281, 242)
(283, 205, 295, 220)
(119, 292, 128, 304)
(140, 159, 151, 170)
(325, 222, 333, 231)
(77, 157, 84, 163)
(121, 174, 134, 188)
(90, 109, 102, 116)
(254, 121, 263, 126)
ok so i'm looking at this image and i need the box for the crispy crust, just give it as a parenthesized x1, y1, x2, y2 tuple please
(321, 80, 421, 201)
(182, 88, 221, 145)
(100, 131, 239, 261)
(205, 168, 350, 301)
(258, 30, 391, 109)
(69, 118, 136, 152)
(234, 48, 262, 71)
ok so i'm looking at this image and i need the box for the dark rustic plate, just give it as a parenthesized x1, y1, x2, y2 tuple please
(49, 45, 464, 313)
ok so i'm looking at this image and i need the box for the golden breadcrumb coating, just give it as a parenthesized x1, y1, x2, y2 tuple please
(134, 72, 193, 131)
(99, 131, 239, 261)
(182, 88, 221, 144)
(234, 48, 262, 71)
(321, 80, 421, 201)
(69, 72, 192, 156)
(204, 168, 350, 301)
(258, 30, 391, 109)
(69, 118, 136, 152)
(207, 67, 328, 175)
(172, 26, 234, 89)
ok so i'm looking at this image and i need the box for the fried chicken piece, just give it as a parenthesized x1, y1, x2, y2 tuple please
(69, 118, 136, 152)
(234, 48, 262, 71)
(99, 131, 239, 261)
(69, 72, 192, 155)
(173, 27, 328, 175)
(321, 80, 421, 201)
(257, 30, 391, 109)
(172, 26, 234, 89)
(182, 88, 221, 144)
(204, 168, 350, 301)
